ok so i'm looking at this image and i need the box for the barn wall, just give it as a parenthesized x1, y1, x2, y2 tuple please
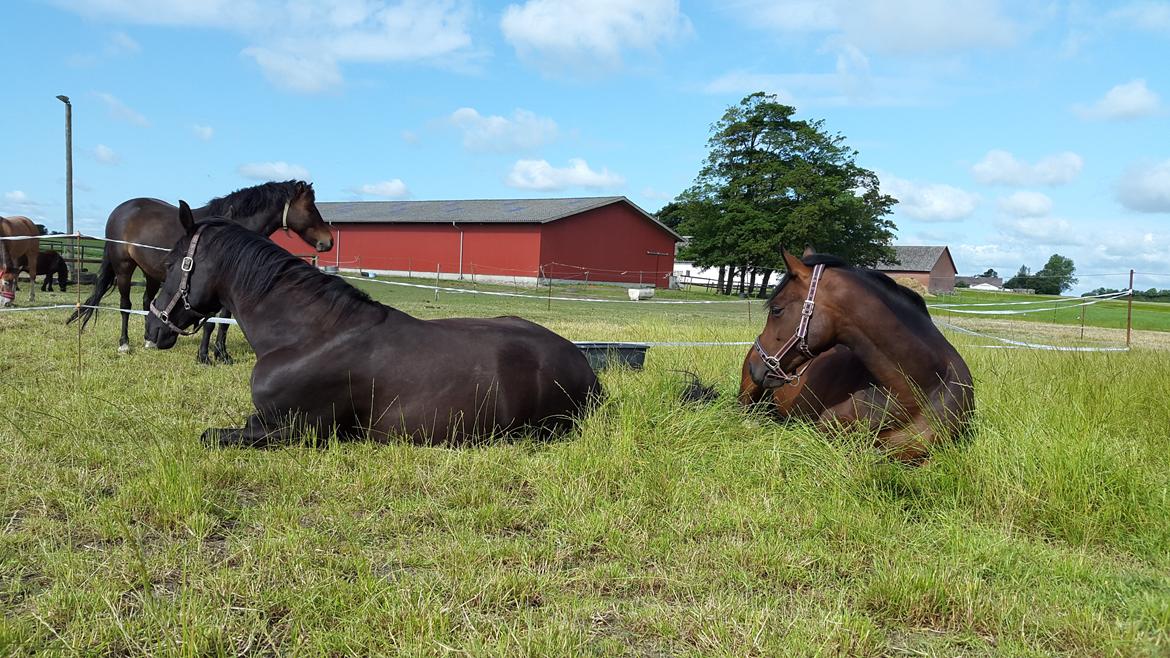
(539, 204, 677, 286)
(928, 258, 956, 293)
(272, 223, 544, 278)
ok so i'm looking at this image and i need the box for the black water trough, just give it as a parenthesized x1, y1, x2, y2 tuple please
(575, 342, 650, 371)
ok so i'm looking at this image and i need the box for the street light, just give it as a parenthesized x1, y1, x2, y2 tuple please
(56, 95, 73, 235)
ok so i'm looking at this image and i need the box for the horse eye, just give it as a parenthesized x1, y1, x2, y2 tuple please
(770, 306, 783, 317)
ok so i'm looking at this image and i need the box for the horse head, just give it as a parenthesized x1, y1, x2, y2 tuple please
(285, 181, 333, 253)
(747, 248, 842, 388)
(145, 201, 221, 348)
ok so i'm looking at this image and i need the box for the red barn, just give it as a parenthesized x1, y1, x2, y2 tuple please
(272, 196, 681, 287)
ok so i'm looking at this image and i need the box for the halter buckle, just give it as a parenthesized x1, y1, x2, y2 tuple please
(181, 256, 194, 272)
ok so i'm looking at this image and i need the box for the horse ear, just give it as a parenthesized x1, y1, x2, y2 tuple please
(294, 181, 306, 195)
(802, 244, 816, 258)
(781, 248, 809, 278)
(178, 200, 195, 235)
(223, 205, 234, 220)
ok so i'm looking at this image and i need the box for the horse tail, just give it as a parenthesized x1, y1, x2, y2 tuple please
(674, 369, 720, 403)
(66, 246, 116, 328)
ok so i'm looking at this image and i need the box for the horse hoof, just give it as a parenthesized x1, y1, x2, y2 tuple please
(117, 343, 131, 354)
(144, 340, 158, 350)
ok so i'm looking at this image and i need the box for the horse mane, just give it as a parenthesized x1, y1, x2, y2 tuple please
(204, 180, 312, 218)
(768, 252, 930, 318)
(197, 220, 375, 318)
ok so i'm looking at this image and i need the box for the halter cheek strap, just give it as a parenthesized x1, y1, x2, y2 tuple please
(281, 201, 290, 233)
(753, 263, 825, 385)
(149, 225, 209, 335)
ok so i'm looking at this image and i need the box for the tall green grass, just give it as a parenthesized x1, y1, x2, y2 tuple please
(0, 287, 1167, 655)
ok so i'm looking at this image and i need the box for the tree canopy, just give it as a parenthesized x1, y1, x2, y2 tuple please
(670, 92, 897, 288)
(1004, 254, 1077, 294)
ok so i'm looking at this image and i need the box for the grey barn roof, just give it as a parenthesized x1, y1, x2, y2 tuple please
(317, 196, 681, 240)
(877, 245, 954, 272)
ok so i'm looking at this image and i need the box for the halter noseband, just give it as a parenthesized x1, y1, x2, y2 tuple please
(149, 225, 209, 336)
(753, 263, 825, 385)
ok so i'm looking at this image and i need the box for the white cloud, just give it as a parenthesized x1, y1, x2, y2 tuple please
(95, 92, 150, 127)
(1109, 2, 1170, 32)
(728, 0, 1018, 54)
(1074, 79, 1161, 120)
(55, 1, 474, 94)
(501, 0, 690, 72)
(1116, 159, 1170, 213)
(506, 158, 624, 191)
(971, 150, 1084, 186)
(401, 130, 420, 145)
(997, 191, 1052, 218)
(192, 124, 214, 141)
(997, 217, 1082, 245)
(354, 179, 410, 198)
(449, 107, 557, 153)
(237, 161, 311, 181)
(92, 144, 120, 165)
(109, 31, 140, 54)
(4, 191, 31, 204)
(881, 174, 979, 222)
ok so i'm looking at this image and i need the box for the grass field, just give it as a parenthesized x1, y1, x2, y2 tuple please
(1, 280, 1168, 656)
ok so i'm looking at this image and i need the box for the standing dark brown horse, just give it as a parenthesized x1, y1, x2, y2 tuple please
(145, 206, 601, 446)
(0, 216, 39, 307)
(68, 181, 333, 363)
(13, 250, 70, 292)
(744, 249, 974, 463)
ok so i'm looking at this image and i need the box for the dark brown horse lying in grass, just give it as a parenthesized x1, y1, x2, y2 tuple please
(743, 249, 973, 463)
(145, 204, 601, 447)
(69, 180, 333, 364)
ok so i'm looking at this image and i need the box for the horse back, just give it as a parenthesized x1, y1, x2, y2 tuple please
(106, 198, 188, 278)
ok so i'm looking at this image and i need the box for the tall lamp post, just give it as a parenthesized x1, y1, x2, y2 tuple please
(56, 95, 73, 235)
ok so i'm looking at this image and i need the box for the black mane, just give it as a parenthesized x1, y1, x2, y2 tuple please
(768, 253, 930, 317)
(205, 180, 311, 218)
(196, 221, 375, 319)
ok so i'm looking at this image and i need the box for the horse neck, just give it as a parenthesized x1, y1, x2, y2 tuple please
(825, 280, 951, 393)
(194, 199, 286, 235)
(210, 250, 387, 356)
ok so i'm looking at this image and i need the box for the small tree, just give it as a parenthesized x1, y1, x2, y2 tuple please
(1004, 265, 1032, 290)
(978, 268, 998, 278)
(1033, 254, 1077, 294)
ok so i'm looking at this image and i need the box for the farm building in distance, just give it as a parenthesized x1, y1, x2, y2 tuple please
(273, 196, 681, 287)
(876, 245, 958, 293)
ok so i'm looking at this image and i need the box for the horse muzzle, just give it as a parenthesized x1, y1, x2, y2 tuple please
(315, 238, 333, 252)
(0, 289, 14, 307)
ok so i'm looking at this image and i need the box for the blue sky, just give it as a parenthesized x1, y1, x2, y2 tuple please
(3, 0, 1169, 293)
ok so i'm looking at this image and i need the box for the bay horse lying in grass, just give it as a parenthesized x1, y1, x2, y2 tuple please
(68, 180, 333, 364)
(743, 249, 973, 463)
(145, 204, 601, 447)
(0, 215, 39, 307)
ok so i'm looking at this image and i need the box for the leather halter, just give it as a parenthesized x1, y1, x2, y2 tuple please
(752, 263, 825, 385)
(281, 201, 290, 234)
(149, 225, 209, 335)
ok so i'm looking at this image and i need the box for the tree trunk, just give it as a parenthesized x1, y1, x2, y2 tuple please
(748, 269, 758, 296)
(723, 266, 734, 295)
(737, 266, 747, 295)
(756, 269, 772, 298)
(717, 265, 726, 295)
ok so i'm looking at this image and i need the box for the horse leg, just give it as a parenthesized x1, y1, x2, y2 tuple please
(212, 311, 233, 364)
(27, 260, 36, 303)
(201, 412, 298, 449)
(142, 278, 160, 349)
(197, 322, 214, 365)
(115, 267, 135, 353)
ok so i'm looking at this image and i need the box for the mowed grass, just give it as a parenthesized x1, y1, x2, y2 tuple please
(931, 288, 1170, 334)
(1, 282, 1169, 656)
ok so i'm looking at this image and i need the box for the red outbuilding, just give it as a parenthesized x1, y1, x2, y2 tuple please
(272, 196, 681, 287)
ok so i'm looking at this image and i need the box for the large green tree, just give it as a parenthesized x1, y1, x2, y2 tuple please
(1003, 255, 1077, 294)
(674, 92, 897, 295)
